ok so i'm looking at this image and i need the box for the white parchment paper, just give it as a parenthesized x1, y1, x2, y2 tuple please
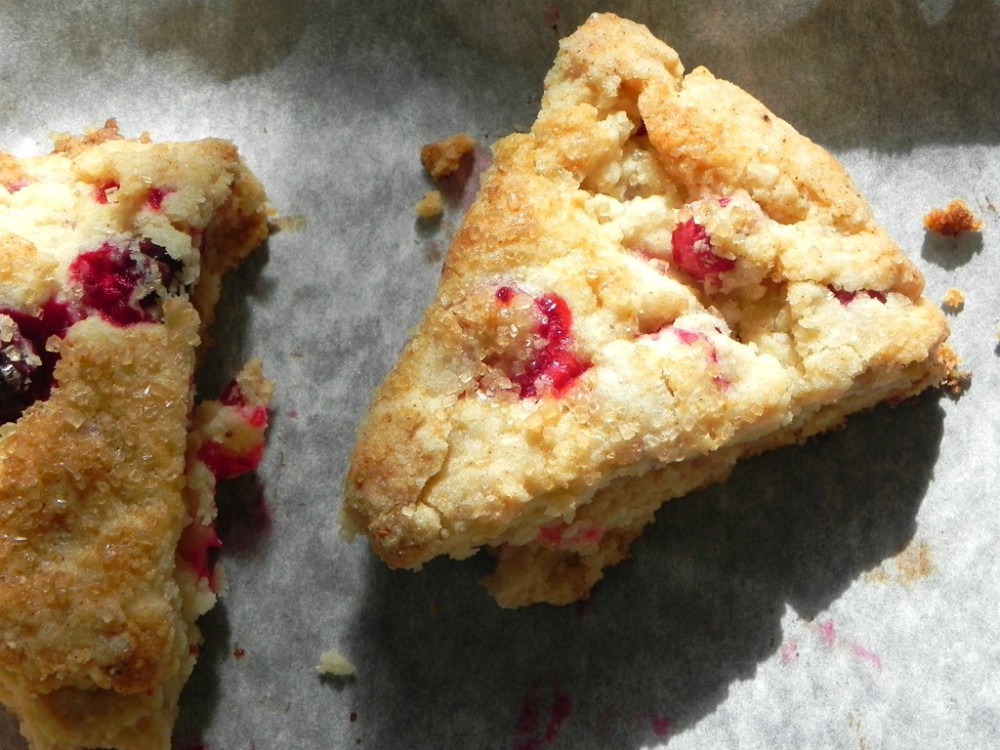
(1, 1, 998, 748)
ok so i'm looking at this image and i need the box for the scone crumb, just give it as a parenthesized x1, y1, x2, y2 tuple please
(420, 133, 476, 180)
(938, 345, 971, 395)
(317, 650, 356, 677)
(942, 287, 965, 310)
(415, 189, 444, 218)
(924, 199, 983, 236)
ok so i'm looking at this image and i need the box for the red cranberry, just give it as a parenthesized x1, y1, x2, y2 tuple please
(671, 218, 736, 281)
(69, 239, 183, 326)
(829, 286, 887, 305)
(0, 301, 75, 424)
(512, 293, 589, 398)
(94, 180, 119, 204)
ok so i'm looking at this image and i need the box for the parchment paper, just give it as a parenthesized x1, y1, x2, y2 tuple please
(1, 1, 998, 748)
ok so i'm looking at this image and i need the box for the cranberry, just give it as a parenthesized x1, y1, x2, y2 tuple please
(829, 286, 887, 305)
(145, 187, 169, 211)
(512, 293, 589, 398)
(198, 440, 264, 481)
(94, 180, 119, 204)
(671, 218, 735, 281)
(69, 239, 183, 326)
(0, 301, 75, 424)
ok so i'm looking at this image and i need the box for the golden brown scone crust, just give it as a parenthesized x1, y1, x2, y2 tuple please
(343, 14, 952, 607)
(0, 121, 270, 749)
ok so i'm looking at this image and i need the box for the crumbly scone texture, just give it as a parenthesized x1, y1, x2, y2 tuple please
(0, 121, 270, 750)
(343, 14, 953, 607)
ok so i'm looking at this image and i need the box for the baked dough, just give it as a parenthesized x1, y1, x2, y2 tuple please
(0, 120, 271, 749)
(343, 14, 953, 607)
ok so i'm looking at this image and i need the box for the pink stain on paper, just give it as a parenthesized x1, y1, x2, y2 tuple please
(514, 680, 574, 750)
(818, 619, 838, 647)
(851, 644, 883, 671)
(812, 618, 882, 671)
(780, 640, 800, 662)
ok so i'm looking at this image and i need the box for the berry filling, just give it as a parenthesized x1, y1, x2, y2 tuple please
(671, 218, 735, 281)
(69, 239, 184, 326)
(492, 287, 590, 398)
(0, 301, 75, 424)
(828, 286, 887, 305)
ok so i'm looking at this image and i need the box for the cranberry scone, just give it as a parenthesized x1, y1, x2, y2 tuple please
(0, 120, 271, 750)
(343, 14, 954, 608)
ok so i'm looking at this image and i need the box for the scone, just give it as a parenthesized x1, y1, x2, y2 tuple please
(343, 14, 954, 608)
(0, 120, 271, 750)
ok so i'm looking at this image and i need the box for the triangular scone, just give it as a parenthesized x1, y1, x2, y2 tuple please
(0, 121, 272, 750)
(343, 15, 954, 608)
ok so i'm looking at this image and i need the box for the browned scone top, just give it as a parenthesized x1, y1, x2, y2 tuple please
(343, 14, 952, 607)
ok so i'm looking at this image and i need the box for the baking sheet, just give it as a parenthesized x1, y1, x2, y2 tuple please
(1, 1, 998, 748)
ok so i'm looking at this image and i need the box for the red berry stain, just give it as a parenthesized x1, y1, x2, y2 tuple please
(648, 712, 675, 736)
(851, 644, 883, 670)
(671, 218, 735, 280)
(94, 180, 119, 204)
(69, 239, 182, 326)
(536, 521, 603, 548)
(818, 619, 837, 647)
(829, 285, 887, 305)
(515, 680, 574, 750)
(1, 300, 76, 424)
(178, 521, 222, 589)
(514, 293, 589, 398)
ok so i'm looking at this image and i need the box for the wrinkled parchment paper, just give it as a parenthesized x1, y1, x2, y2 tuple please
(1, 1, 998, 748)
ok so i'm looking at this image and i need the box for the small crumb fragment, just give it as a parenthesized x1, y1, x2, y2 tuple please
(942, 287, 965, 310)
(939, 345, 971, 395)
(317, 650, 356, 677)
(924, 199, 983, 236)
(420, 133, 476, 180)
(414, 189, 443, 218)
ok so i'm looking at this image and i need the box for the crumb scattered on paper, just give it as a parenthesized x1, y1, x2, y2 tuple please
(942, 287, 965, 310)
(924, 198, 983, 236)
(269, 214, 309, 233)
(867, 540, 935, 587)
(937, 345, 971, 396)
(414, 189, 443, 218)
(317, 650, 356, 677)
(420, 133, 476, 180)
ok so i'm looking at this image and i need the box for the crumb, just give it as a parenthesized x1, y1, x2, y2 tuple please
(420, 133, 476, 180)
(924, 199, 983, 236)
(317, 650, 356, 677)
(938, 344, 971, 395)
(233, 645, 246, 660)
(269, 214, 308, 233)
(942, 287, 965, 309)
(414, 190, 444, 218)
